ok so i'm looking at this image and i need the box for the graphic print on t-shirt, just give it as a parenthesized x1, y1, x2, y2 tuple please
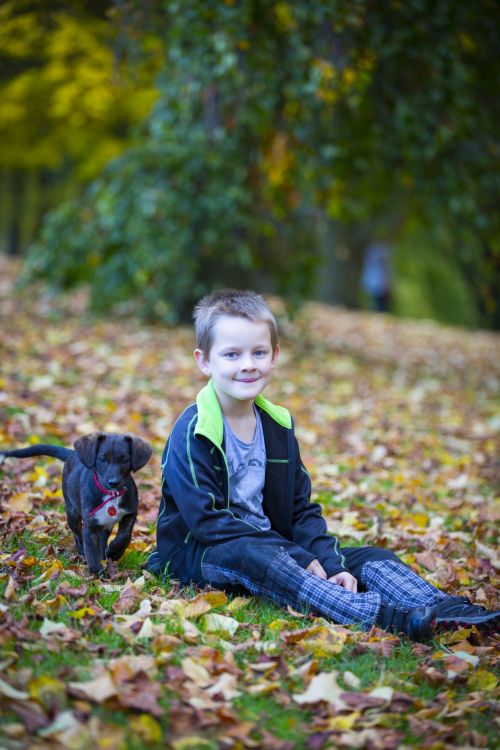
(224, 410, 271, 530)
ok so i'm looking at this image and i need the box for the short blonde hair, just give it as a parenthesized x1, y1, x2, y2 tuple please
(193, 289, 279, 355)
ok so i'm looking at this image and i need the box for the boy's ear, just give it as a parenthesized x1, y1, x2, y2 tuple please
(271, 344, 280, 365)
(194, 348, 211, 376)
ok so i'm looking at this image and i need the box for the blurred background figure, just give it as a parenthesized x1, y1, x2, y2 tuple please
(361, 242, 392, 313)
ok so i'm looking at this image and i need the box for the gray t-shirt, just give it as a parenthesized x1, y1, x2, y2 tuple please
(223, 409, 271, 531)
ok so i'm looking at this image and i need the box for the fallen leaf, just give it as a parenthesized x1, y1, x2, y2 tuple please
(0, 677, 29, 700)
(67, 673, 117, 703)
(113, 578, 141, 614)
(343, 671, 361, 689)
(181, 657, 211, 686)
(202, 613, 239, 636)
(205, 672, 240, 700)
(369, 686, 394, 702)
(467, 669, 497, 691)
(184, 590, 227, 618)
(301, 625, 347, 656)
(293, 670, 346, 708)
(5, 575, 17, 600)
(130, 714, 162, 744)
(327, 712, 360, 731)
(227, 596, 251, 612)
(6, 492, 33, 513)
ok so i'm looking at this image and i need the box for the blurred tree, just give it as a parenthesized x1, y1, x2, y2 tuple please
(25, 0, 499, 327)
(0, 0, 161, 254)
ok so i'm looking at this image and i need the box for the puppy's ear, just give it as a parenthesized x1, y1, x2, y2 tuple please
(74, 432, 105, 468)
(126, 435, 152, 472)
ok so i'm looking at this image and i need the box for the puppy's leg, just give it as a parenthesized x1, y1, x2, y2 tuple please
(98, 528, 111, 562)
(66, 506, 85, 558)
(106, 512, 137, 561)
(82, 526, 106, 576)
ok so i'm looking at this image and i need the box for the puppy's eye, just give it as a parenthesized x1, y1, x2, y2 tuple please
(98, 457, 107, 464)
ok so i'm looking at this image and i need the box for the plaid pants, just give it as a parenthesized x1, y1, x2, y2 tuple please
(201, 542, 446, 627)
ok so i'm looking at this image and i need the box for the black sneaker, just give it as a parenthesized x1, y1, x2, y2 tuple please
(432, 596, 500, 630)
(376, 604, 435, 641)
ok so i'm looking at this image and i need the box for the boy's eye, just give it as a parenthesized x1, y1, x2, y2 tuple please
(224, 352, 238, 359)
(255, 350, 268, 357)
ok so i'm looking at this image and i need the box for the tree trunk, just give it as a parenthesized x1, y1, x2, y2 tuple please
(315, 218, 368, 308)
(6, 169, 25, 256)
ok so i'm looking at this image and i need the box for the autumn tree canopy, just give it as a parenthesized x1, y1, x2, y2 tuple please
(21, 0, 500, 326)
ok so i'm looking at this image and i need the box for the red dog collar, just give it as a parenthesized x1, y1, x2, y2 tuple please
(89, 471, 127, 519)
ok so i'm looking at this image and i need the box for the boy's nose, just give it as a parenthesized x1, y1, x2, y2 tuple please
(240, 355, 256, 370)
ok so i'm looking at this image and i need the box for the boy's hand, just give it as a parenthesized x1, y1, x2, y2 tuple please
(306, 559, 327, 579)
(328, 571, 358, 592)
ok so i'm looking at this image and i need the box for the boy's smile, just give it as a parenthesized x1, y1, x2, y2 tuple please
(194, 315, 280, 414)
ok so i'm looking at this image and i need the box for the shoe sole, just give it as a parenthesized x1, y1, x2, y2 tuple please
(433, 614, 499, 635)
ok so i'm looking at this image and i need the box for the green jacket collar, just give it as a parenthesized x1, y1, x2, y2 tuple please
(194, 379, 292, 447)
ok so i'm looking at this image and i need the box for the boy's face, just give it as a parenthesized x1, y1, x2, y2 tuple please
(194, 315, 279, 412)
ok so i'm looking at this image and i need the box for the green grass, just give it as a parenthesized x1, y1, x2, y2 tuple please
(1, 492, 499, 749)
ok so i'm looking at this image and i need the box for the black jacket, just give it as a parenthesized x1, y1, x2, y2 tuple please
(150, 380, 346, 578)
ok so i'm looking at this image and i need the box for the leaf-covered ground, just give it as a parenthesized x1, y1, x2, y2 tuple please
(0, 258, 499, 750)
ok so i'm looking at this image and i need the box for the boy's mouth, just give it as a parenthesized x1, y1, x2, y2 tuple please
(236, 377, 260, 383)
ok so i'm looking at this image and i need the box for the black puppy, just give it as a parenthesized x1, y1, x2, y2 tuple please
(1, 433, 152, 576)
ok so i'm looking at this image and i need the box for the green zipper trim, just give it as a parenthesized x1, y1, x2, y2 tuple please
(333, 537, 346, 568)
(194, 379, 292, 447)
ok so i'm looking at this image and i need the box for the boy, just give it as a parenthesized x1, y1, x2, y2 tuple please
(148, 290, 499, 640)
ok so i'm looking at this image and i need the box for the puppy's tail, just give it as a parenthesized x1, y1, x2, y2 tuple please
(0, 445, 71, 462)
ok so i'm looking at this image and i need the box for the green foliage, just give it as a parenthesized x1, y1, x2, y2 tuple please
(394, 229, 480, 328)
(25, 0, 500, 326)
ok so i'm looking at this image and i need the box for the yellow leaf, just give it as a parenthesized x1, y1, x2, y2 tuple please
(301, 626, 346, 657)
(130, 714, 162, 744)
(438, 627, 473, 645)
(7, 492, 33, 513)
(467, 669, 498, 691)
(38, 560, 64, 582)
(327, 711, 360, 731)
(21, 556, 37, 567)
(412, 513, 429, 528)
(45, 595, 67, 613)
(69, 607, 95, 619)
(202, 590, 228, 606)
(227, 596, 251, 612)
(456, 568, 471, 585)
(247, 681, 281, 695)
(29, 466, 48, 487)
(126, 540, 149, 551)
(184, 590, 227, 618)
(268, 618, 290, 632)
(28, 675, 66, 705)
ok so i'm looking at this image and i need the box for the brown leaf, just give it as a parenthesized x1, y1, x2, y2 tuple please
(183, 590, 228, 618)
(116, 671, 163, 717)
(112, 578, 141, 614)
